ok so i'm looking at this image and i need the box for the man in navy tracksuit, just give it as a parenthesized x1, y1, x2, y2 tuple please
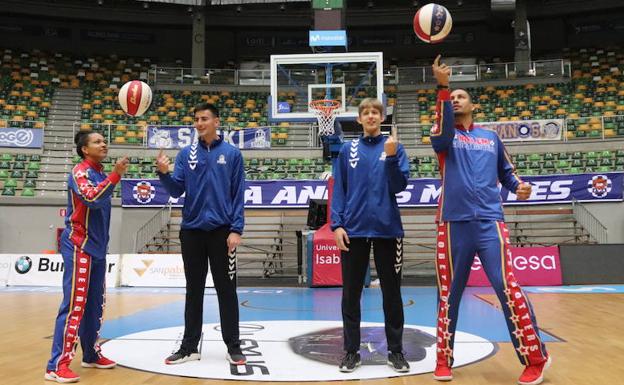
(331, 98, 411, 373)
(430, 56, 550, 385)
(156, 103, 246, 366)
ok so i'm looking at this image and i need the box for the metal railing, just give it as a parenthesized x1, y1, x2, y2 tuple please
(150, 59, 571, 88)
(572, 198, 608, 243)
(134, 203, 173, 252)
(397, 59, 571, 85)
(72, 112, 624, 149)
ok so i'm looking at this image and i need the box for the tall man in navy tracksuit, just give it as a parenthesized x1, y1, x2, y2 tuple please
(156, 103, 246, 366)
(331, 98, 411, 373)
(430, 56, 550, 385)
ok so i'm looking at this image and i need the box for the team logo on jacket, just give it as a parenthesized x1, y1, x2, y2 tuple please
(217, 154, 227, 165)
(587, 175, 611, 198)
(133, 181, 156, 204)
(15, 256, 32, 274)
(379, 151, 387, 161)
(349, 139, 359, 168)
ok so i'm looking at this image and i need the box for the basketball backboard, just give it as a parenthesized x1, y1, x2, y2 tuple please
(269, 52, 385, 122)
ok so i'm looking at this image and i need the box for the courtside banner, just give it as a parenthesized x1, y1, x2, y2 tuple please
(481, 119, 563, 142)
(0, 128, 44, 148)
(467, 247, 562, 287)
(122, 172, 623, 208)
(146, 126, 271, 150)
(0, 255, 11, 287)
(6, 254, 119, 287)
(120, 254, 214, 288)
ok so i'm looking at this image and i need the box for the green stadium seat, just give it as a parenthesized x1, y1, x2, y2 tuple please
(0, 154, 12, 161)
(27, 162, 40, 170)
(0, 170, 7, 179)
(2, 187, 15, 196)
(15, 154, 27, 162)
(25, 170, 38, 179)
(21, 188, 35, 197)
(10, 170, 23, 179)
(0, 161, 9, 169)
(4, 179, 17, 188)
(12, 161, 25, 170)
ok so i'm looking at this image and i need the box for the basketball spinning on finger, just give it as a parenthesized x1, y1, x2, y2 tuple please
(413, 3, 453, 44)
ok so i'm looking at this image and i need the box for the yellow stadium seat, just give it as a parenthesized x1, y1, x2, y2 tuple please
(114, 137, 126, 144)
(422, 136, 431, 144)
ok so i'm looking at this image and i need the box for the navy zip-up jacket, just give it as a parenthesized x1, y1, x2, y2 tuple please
(431, 89, 523, 222)
(330, 134, 410, 238)
(158, 136, 245, 234)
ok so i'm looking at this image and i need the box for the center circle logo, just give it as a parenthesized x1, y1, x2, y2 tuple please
(101, 320, 495, 381)
(15, 256, 32, 274)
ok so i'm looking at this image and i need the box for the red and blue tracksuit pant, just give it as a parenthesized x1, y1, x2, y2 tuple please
(46, 236, 107, 371)
(435, 220, 548, 367)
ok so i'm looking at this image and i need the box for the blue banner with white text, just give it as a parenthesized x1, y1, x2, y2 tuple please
(0, 128, 44, 148)
(122, 173, 623, 208)
(146, 126, 271, 150)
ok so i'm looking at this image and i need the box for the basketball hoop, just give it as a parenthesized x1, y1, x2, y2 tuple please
(309, 99, 341, 137)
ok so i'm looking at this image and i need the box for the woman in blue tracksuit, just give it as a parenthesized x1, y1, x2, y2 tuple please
(46, 132, 128, 383)
(331, 98, 411, 373)
(430, 56, 550, 385)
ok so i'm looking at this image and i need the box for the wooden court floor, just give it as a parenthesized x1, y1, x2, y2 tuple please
(1, 288, 623, 385)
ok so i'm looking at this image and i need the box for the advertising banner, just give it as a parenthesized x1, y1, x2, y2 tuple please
(120, 254, 214, 288)
(122, 173, 624, 208)
(6, 254, 119, 287)
(481, 119, 563, 142)
(147, 126, 270, 150)
(0, 128, 44, 148)
(467, 247, 562, 286)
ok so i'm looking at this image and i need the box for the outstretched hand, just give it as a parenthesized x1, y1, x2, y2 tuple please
(432, 54, 451, 87)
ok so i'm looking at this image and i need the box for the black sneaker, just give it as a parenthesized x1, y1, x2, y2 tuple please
(165, 348, 200, 365)
(387, 351, 410, 373)
(226, 347, 247, 365)
(339, 352, 361, 373)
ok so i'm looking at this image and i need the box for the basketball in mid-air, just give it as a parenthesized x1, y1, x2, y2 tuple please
(413, 3, 453, 44)
(118, 80, 152, 117)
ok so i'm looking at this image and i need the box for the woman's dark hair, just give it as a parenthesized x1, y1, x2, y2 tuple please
(74, 131, 94, 159)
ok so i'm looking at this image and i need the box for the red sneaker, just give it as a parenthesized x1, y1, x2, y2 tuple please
(81, 355, 117, 369)
(433, 363, 453, 381)
(518, 356, 552, 385)
(44, 365, 80, 383)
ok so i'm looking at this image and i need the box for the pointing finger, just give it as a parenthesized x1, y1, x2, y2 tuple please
(391, 126, 398, 141)
(434, 54, 441, 67)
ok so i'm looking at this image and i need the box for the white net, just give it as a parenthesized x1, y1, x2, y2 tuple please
(309, 99, 341, 136)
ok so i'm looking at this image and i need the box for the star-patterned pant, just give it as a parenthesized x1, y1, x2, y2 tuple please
(435, 220, 548, 367)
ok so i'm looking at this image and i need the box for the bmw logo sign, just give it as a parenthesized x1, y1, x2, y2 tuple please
(15, 256, 33, 274)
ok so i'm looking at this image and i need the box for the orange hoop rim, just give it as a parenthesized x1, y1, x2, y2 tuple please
(309, 99, 341, 115)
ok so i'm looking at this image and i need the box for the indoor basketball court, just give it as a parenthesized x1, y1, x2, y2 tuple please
(1, 0, 623, 385)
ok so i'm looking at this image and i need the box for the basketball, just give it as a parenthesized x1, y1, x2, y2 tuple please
(413, 3, 453, 44)
(118, 80, 152, 117)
